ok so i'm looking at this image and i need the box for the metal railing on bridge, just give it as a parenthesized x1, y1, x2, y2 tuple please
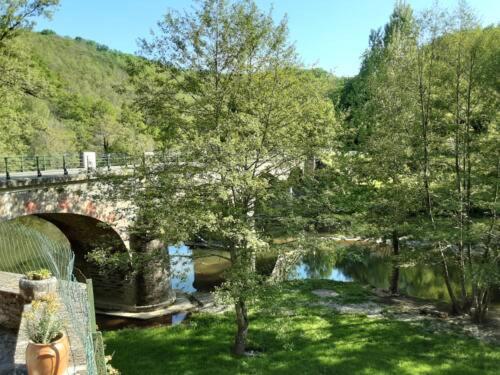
(1, 152, 139, 180)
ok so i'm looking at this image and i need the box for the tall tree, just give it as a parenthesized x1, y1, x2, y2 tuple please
(346, 1, 419, 294)
(116, 0, 336, 355)
(421, 4, 500, 319)
(347, 1, 499, 319)
(0, 0, 58, 45)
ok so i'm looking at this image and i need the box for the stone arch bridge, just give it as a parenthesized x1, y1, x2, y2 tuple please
(0, 151, 313, 313)
(0, 152, 174, 313)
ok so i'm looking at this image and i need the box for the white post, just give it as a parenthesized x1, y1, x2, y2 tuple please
(82, 152, 96, 170)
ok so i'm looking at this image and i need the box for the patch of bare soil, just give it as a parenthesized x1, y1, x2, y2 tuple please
(373, 288, 500, 345)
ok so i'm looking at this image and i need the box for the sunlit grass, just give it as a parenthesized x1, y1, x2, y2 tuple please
(104, 280, 500, 375)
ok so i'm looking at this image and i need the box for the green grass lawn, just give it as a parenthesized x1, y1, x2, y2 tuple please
(103, 280, 500, 375)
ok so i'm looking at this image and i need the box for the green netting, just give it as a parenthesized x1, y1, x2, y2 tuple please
(0, 221, 99, 374)
(93, 331, 108, 375)
(0, 221, 72, 278)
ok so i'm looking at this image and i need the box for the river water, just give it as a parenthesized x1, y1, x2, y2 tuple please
(169, 242, 474, 303)
(168, 240, 499, 324)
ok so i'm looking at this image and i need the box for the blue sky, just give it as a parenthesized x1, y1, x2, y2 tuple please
(35, 0, 499, 77)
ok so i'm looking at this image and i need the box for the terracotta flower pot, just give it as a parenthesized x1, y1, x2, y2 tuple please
(26, 332, 69, 375)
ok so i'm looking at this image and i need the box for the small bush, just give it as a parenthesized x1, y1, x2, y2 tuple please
(96, 43, 110, 52)
(40, 29, 56, 35)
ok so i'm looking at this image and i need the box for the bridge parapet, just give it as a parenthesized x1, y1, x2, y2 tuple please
(1, 152, 138, 183)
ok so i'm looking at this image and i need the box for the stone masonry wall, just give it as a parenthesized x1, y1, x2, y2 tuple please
(0, 272, 25, 330)
(0, 291, 24, 330)
(0, 178, 132, 249)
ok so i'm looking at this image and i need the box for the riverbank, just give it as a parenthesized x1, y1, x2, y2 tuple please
(103, 280, 500, 374)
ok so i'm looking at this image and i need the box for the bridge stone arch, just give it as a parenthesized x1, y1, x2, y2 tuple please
(0, 174, 176, 313)
(0, 178, 132, 248)
(34, 213, 137, 310)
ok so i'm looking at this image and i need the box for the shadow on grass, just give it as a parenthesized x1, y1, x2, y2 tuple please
(105, 312, 500, 375)
(104, 281, 500, 375)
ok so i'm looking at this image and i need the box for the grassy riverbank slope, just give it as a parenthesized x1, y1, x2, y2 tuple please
(103, 280, 500, 374)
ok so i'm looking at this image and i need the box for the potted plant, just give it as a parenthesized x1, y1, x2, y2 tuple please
(105, 354, 121, 375)
(19, 269, 58, 302)
(24, 293, 69, 375)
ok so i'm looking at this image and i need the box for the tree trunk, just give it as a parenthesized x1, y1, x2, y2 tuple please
(471, 288, 490, 323)
(389, 230, 400, 295)
(417, 46, 435, 223)
(233, 298, 249, 356)
(103, 136, 110, 154)
(439, 246, 461, 314)
(229, 244, 252, 357)
(269, 247, 305, 283)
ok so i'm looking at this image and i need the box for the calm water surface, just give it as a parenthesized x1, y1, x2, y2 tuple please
(170, 242, 500, 306)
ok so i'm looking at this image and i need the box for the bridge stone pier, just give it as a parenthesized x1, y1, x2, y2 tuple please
(0, 152, 175, 313)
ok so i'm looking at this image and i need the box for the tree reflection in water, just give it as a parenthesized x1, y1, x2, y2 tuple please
(292, 242, 465, 302)
(170, 242, 498, 306)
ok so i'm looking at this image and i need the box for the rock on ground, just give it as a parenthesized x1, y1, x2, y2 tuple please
(311, 289, 339, 298)
(191, 292, 231, 314)
(315, 301, 384, 316)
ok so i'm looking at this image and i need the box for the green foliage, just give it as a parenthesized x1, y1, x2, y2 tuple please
(0, 29, 154, 155)
(337, 1, 499, 318)
(102, 0, 338, 354)
(39, 28, 55, 35)
(0, 0, 59, 45)
(129, 0, 336, 267)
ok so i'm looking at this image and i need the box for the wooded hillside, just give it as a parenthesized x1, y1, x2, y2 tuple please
(0, 30, 154, 155)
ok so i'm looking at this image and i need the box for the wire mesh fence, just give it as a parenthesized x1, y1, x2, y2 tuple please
(0, 221, 101, 374)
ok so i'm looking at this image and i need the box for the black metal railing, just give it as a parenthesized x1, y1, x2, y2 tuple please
(1, 153, 139, 180)
(95, 153, 136, 170)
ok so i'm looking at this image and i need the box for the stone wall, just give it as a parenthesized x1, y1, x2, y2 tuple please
(87, 268, 139, 310)
(0, 292, 25, 330)
(0, 272, 25, 330)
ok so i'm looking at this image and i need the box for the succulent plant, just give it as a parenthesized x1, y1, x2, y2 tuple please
(25, 269, 53, 281)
